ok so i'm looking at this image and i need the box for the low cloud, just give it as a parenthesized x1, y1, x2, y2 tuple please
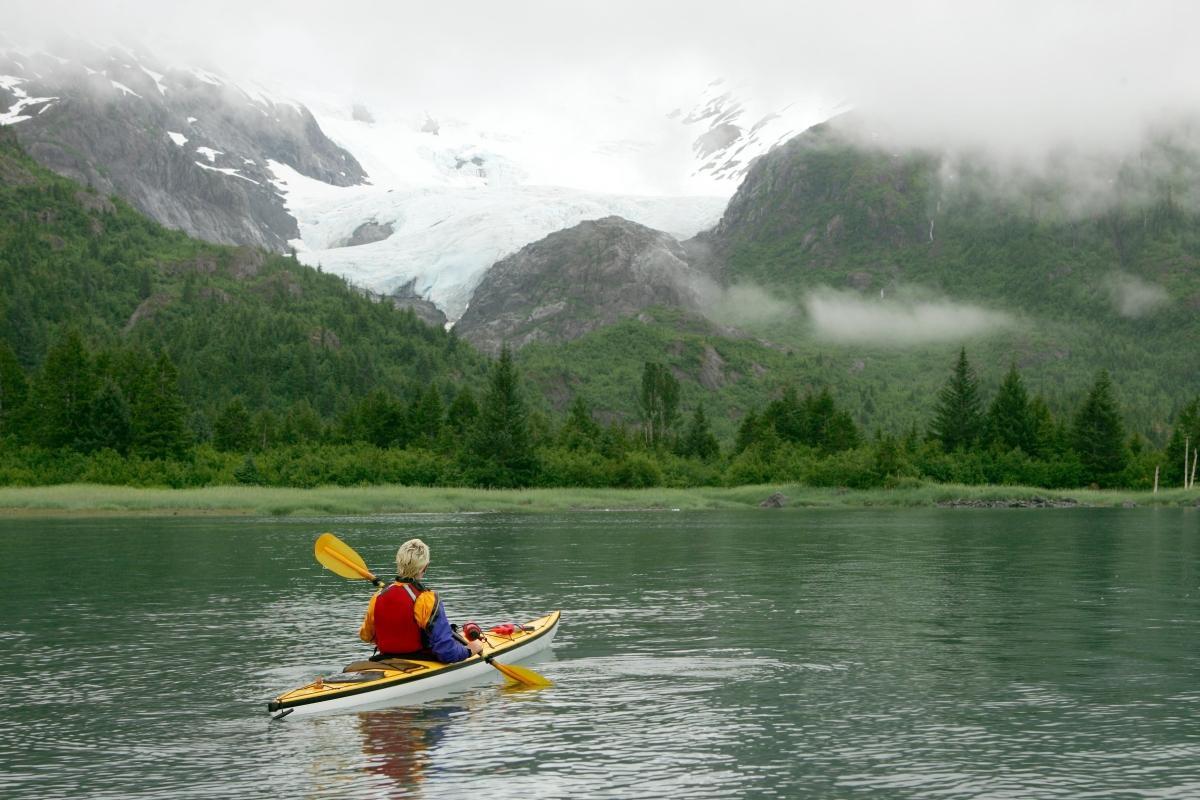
(1104, 272, 1169, 318)
(697, 282, 796, 326)
(804, 287, 1014, 345)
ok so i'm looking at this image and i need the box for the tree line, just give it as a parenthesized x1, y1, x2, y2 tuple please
(2, 330, 1197, 492)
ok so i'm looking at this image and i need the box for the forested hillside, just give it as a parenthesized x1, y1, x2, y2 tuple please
(3, 123, 1200, 494)
(527, 115, 1200, 441)
(709, 117, 1200, 406)
(0, 127, 484, 416)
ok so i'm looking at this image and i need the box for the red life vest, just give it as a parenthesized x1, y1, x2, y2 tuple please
(373, 582, 426, 654)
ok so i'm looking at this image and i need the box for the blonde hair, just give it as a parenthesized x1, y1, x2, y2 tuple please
(395, 538, 431, 579)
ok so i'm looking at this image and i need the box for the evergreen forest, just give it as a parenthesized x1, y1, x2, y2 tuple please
(3, 127, 1200, 493)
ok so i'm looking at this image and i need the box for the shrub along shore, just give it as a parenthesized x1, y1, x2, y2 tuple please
(0, 482, 1194, 516)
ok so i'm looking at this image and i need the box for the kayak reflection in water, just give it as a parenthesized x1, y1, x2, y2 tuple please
(358, 703, 456, 790)
(358, 538, 484, 663)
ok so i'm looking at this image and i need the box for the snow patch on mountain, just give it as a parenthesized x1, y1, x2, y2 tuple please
(196, 161, 259, 185)
(110, 79, 141, 98)
(672, 78, 845, 187)
(0, 74, 58, 125)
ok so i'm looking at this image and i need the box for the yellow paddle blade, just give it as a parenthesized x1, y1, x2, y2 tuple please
(314, 532, 378, 583)
(490, 660, 553, 688)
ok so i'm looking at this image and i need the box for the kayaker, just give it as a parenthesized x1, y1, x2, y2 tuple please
(358, 538, 484, 663)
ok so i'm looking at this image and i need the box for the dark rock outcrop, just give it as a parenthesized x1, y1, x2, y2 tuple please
(455, 216, 709, 355)
(759, 492, 787, 508)
(387, 279, 448, 329)
(336, 220, 394, 248)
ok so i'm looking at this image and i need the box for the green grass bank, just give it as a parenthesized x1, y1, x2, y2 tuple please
(0, 483, 1196, 516)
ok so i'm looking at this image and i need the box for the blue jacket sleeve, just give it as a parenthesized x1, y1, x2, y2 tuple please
(426, 599, 471, 663)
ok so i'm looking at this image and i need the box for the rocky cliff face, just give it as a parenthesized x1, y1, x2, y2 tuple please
(0, 42, 367, 252)
(455, 216, 710, 354)
(386, 278, 448, 329)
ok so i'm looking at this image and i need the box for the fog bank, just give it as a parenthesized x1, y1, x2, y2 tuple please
(804, 288, 1015, 345)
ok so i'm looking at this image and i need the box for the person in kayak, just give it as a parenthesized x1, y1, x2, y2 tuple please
(358, 538, 484, 663)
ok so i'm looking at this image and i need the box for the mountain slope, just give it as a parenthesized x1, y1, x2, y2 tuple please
(0, 41, 366, 252)
(670, 78, 838, 188)
(0, 127, 482, 414)
(671, 115, 1200, 436)
(455, 216, 712, 354)
(704, 115, 1200, 317)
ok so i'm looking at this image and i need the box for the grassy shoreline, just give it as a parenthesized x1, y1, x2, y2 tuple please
(0, 482, 1196, 516)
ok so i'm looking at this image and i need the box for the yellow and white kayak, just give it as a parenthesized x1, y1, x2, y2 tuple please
(268, 611, 560, 718)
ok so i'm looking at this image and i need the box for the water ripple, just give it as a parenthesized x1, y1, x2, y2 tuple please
(0, 510, 1197, 798)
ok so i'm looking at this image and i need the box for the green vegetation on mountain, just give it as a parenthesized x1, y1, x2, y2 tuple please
(695, 117, 1200, 436)
(2, 124, 1199, 496)
(0, 127, 485, 417)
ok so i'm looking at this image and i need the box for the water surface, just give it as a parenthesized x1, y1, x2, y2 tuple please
(1, 509, 1197, 798)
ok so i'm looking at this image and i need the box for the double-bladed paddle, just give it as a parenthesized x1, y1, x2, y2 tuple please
(313, 532, 552, 688)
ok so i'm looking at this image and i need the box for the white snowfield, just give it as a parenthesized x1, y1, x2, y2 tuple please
(271, 159, 725, 321)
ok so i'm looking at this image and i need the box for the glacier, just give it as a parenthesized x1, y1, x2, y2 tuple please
(272, 159, 726, 321)
(273, 108, 731, 321)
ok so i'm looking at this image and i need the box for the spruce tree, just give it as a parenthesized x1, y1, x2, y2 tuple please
(1028, 396, 1062, 456)
(734, 410, 762, 454)
(559, 395, 601, 451)
(234, 455, 263, 485)
(0, 340, 28, 440)
(189, 410, 213, 445)
(467, 346, 538, 487)
(679, 404, 720, 461)
(930, 347, 984, 452)
(410, 386, 444, 447)
(803, 388, 860, 453)
(765, 386, 805, 444)
(214, 398, 254, 452)
(357, 389, 406, 448)
(987, 363, 1037, 454)
(86, 379, 132, 454)
(131, 351, 190, 459)
(1071, 370, 1128, 486)
(32, 329, 96, 450)
(446, 389, 479, 436)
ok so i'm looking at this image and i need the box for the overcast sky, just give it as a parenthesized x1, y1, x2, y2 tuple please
(7, 0, 1200, 157)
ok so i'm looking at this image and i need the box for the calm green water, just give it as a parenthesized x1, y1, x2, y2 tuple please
(1, 510, 1198, 799)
